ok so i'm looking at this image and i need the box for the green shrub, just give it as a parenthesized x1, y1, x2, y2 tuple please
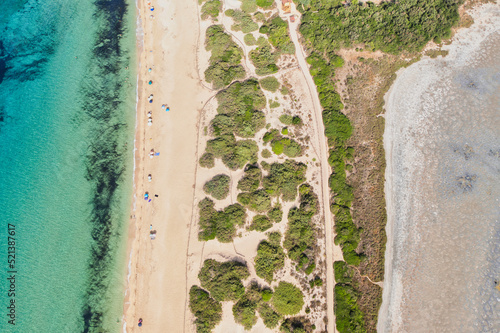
(284, 184, 318, 261)
(198, 259, 250, 301)
(189, 286, 223, 333)
(201, 0, 222, 20)
(250, 43, 279, 76)
(271, 140, 284, 155)
(304, 263, 316, 275)
(253, 11, 266, 22)
(216, 79, 266, 115)
(309, 276, 323, 288)
(256, 0, 274, 8)
(199, 152, 215, 168)
(230, 10, 259, 33)
(280, 86, 289, 95)
(233, 295, 258, 330)
(241, 0, 257, 13)
(205, 25, 246, 89)
(259, 76, 280, 92)
(334, 284, 366, 333)
(300, 0, 460, 54)
(203, 174, 230, 200)
(261, 289, 273, 302)
(244, 33, 257, 46)
(255, 235, 285, 282)
(260, 16, 295, 54)
(281, 127, 288, 135)
(263, 160, 307, 201)
(263, 129, 279, 143)
(279, 114, 302, 126)
(261, 149, 272, 158)
(205, 134, 259, 170)
(272, 282, 304, 315)
(334, 260, 354, 284)
(237, 165, 262, 192)
(258, 302, 282, 328)
(280, 317, 313, 333)
(249, 214, 272, 232)
(269, 101, 280, 108)
(198, 198, 246, 242)
(237, 189, 272, 212)
(267, 204, 283, 223)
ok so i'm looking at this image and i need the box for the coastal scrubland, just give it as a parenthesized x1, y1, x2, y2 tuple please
(190, 1, 329, 331)
(298, 0, 464, 331)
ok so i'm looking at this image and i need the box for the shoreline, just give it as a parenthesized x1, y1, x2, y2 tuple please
(378, 3, 500, 331)
(122, 0, 210, 331)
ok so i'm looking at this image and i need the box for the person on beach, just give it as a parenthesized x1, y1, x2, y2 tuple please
(138, 318, 143, 327)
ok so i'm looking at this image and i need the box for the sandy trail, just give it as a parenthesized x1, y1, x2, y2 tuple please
(123, 0, 210, 332)
(286, 6, 343, 333)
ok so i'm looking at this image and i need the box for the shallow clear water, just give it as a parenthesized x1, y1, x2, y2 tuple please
(380, 5, 500, 332)
(0, 0, 135, 331)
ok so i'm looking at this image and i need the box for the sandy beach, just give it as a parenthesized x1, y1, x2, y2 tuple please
(123, 0, 211, 331)
(379, 3, 500, 332)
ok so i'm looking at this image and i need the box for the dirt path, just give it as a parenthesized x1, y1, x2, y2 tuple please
(287, 10, 343, 333)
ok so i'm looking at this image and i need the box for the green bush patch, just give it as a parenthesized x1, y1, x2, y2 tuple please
(254, 232, 285, 282)
(205, 25, 246, 89)
(198, 259, 250, 302)
(259, 76, 280, 92)
(198, 198, 246, 242)
(189, 286, 223, 333)
(272, 282, 304, 315)
(203, 174, 230, 200)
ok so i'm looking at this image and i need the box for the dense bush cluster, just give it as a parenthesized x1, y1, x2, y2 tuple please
(284, 184, 318, 263)
(280, 317, 314, 333)
(189, 286, 222, 333)
(226, 9, 258, 33)
(258, 302, 282, 328)
(259, 76, 280, 92)
(260, 15, 295, 54)
(249, 214, 272, 232)
(200, 0, 221, 20)
(263, 128, 303, 157)
(205, 25, 246, 89)
(237, 165, 262, 192)
(204, 134, 259, 170)
(250, 42, 279, 76)
(333, 261, 366, 333)
(300, 0, 461, 54)
(263, 160, 307, 201)
(198, 198, 246, 242)
(237, 189, 272, 212)
(212, 79, 267, 138)
(203, 174, 230, 200)
(272, 282, 304, 315)
(198, 259, 250, 301)
(254, 232, 285, 281)
(279, 114, 302, 126)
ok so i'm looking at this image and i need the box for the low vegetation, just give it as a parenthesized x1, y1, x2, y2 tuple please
(263, 128, 303, 157)
(279, 114, 302, 126)
(249, 214, 272, 231)
(259, 76, 280, 92)
(232, 294, 258, 329)
(262, 160, 307, 201)
(237, 189, 272, 212)
(250, 42, 279, 76)
(284, 184, 318, 262)
(272, 282, 304, 315)
(299, 0, 461, 54)
(237, 165, 262, 192)
(226, 9, 258, 33)
(205, 134, 259, 170)
(200, 0, 221, 20)
(280, 317, 314, 333)
(198, 198, 246, 242)
(205, 25, 245, 89)
(254, 232, 285, 282)
(203, 174, 230, 200)
(189, 286, 222, 333)
(198, 259, 250, 302)
(260, 15, 295, 54)
(258, 302, 282, 329)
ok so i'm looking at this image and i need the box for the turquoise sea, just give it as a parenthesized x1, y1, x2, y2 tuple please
(0, 0, 136, 332)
